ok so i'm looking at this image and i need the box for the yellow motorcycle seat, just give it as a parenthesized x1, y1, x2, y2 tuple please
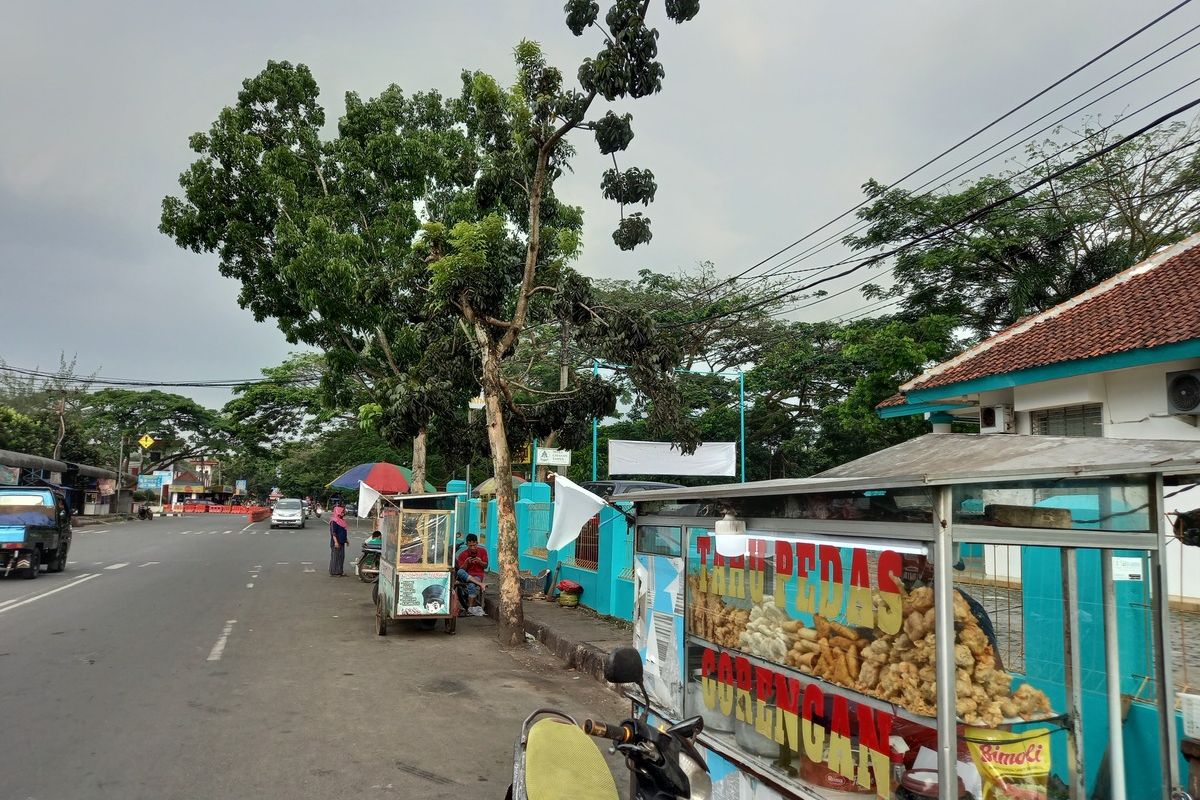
(525, 719, 619, 800)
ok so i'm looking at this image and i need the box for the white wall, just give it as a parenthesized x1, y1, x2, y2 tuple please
(951, 358, 1200, 599)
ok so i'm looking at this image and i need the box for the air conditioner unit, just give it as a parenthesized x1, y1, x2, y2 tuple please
(1167, 370, 1200, 415)
(979, 404, 1015, 434)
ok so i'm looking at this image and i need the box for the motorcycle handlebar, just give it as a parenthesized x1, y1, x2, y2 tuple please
(583, 719, 632, 744)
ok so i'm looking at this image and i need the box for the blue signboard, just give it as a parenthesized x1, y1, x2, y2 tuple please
(137, 474, 163, 490)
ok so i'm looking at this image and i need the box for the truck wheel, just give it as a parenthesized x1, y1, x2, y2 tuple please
(46, 545, 68, 573)
(23, 549, 41, 579)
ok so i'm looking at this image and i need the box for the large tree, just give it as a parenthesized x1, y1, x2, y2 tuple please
(160, 67, 478, 490)
(162, 2, 702, 646)
(850, 117, 1200, 338)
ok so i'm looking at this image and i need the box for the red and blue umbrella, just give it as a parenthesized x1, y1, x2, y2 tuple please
(328, 462, 436, 494)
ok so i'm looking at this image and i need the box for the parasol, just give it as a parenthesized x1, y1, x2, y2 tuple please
(329, 462, 436, 494)
(471, 475, 528, 497)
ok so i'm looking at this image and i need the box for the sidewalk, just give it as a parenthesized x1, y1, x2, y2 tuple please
(482, 585, 633, 684)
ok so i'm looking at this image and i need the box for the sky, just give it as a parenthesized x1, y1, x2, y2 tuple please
(2, 0, 1197, 409)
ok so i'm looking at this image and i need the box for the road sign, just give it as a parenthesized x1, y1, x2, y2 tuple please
(137, 434, 155, 450)
(535, 448, 572, 467)
(137, 474, 163, 490)
(235, 479, 248, 495)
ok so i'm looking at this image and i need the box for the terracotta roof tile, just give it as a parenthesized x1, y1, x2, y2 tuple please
(876, 393, 907, 408)
(906, 235, 1200, 394)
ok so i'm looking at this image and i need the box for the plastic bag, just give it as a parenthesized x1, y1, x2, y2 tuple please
(965, 727, 1052, 800)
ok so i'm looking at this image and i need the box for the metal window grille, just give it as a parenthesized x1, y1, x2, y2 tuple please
(569, 515, 600, 570)
(1030, 403, 1103, 437)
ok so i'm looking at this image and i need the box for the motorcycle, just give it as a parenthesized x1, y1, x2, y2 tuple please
(136, 504, 153, 521)
(506, 647, 710, 800)
(355, 531, 382, 583)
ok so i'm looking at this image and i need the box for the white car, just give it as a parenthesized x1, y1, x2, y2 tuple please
(271, 498, 305, 529)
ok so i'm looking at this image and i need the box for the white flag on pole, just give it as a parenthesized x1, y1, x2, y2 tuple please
(357, 481, 382, 519)
(547, 473, 607, 552)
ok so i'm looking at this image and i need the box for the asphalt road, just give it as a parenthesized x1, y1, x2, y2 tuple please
(0, 513, 628, 800)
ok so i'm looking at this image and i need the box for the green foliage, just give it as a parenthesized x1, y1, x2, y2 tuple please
(850, 117, 1200, 338)
(0, 407, 52, 455)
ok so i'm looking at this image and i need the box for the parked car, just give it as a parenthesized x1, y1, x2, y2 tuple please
(0, 487, 72, 577)
(270, 498, 306, 529)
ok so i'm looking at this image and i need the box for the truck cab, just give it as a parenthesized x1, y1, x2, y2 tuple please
(0, 487, 72, 578)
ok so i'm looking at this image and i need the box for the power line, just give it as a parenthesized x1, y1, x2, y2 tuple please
(0, 364, 314, 390)
(667, 102, 1200, 333)
(671, 0, 1198, 310)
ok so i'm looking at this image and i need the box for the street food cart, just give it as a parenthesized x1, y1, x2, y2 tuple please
(373, 492, 459, 635)
(621, 434, 1200, 800)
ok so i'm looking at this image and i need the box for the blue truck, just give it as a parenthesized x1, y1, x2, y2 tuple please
(0, 486, 72, 578)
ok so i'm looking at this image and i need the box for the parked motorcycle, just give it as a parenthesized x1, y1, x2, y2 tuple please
(506, 647, 710, 800)
(136, 504, 153, 521)
(355, 531, 382, 583)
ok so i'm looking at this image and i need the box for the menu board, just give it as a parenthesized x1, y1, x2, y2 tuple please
(394, 570, 451, 616)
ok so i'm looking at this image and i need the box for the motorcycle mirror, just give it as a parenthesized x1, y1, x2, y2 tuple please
(604, 647, 644, 685)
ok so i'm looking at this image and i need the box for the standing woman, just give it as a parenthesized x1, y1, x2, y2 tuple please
(329, 504, 348, 576)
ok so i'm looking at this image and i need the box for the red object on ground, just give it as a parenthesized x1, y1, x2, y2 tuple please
(556, 579, 583, 595)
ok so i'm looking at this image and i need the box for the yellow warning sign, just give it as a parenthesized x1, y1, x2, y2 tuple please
(137, 434, 155, 450)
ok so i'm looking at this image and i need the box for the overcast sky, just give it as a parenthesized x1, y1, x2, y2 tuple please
(3, 0, 1196, 408)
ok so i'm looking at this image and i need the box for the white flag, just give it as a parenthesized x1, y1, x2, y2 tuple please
(357, 481, 382, 519)
(547, 473, 607, 552)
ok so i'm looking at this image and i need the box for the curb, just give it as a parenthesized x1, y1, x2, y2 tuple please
(482, 596, 612, 685)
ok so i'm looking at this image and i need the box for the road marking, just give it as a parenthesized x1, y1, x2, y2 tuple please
(301, 561, 313, 565)
(0, 574, 100, 615)
(240, 522, 256, 533)
(104, 563, 129, 570)
(181, 530, 193, 535)
(246, 582, 254, 588)
(89, 530, 110, 534)
(206, 619, 238, 661)
(206, 531, 215, 535)
(92, 562, 105, 566)
(276, 562, 288, 565)
(223, 530, 233, 534)
(304, 568, 316, 573)
(137, 561, 160, 568)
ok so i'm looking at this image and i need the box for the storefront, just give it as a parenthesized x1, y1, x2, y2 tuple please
(624, 434, 1198, 800)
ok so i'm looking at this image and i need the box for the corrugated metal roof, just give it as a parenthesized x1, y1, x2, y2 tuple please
(621, 433, 1200, 503)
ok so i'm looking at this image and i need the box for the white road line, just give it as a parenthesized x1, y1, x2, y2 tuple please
(223, 530, 232, 534)
(137, 561, 160, 568)
(0, 574, 100, 615)
(180, 530, 193, 535)
(206, 531, 215, 535)
(246, 582, 254, 588)
(240, 522, 256, 533)
(276, 562, 288, 565)
(206, 619, 238, 661)
(104, 562, 129, 570)
(301, 561, 313, 565)
(92, 562, 105, 566)
(67, 561, 77, 565)
(89, 530, 110, 534)
(303, 568, 316, 573)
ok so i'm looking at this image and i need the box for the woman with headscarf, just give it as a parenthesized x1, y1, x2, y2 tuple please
(328, 504, 348, 576)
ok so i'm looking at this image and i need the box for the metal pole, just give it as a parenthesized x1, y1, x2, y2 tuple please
(1062, 548, 1086, 800)
(531, 438, 538, 484)
(1101, 551, 1127, 800)
(739, 371, 746, 483)
(931, 487, 957, 797)
(1151, 474, 1180, 794)
(591, 359, 599, 482)
(116, 435, 124, 515)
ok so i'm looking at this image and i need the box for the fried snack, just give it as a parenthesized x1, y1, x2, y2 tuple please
(1012, 684, 1053, 719)
(954, 643, 975, 669)
(814, 615, 832, 640)
(857, 659, 882, 692)
(795, 627, 819, 642)
(828, 620, 860, 640)
(904, 586, 934, 615)
(846, 646, 861, 682)
(829, 635, 857, 650)
(903, 610, 929, 641)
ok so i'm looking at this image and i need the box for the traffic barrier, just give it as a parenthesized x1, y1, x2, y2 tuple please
(247, 508, 271, 523)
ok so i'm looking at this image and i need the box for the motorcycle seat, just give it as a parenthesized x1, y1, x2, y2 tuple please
(524, 719, 617, 800)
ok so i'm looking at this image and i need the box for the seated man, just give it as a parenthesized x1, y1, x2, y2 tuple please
(455, 534, 488, 617)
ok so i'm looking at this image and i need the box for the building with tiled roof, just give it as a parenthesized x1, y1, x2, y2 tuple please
(879, 232, 1200, 440)
(877, 232, 1200, 600)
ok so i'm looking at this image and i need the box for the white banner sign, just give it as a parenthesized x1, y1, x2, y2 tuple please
(535, 448, 571, 466)
(547, 474, 607, 552)
(608, 440, 736, 477)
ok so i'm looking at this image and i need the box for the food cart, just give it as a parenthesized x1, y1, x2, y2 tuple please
(621, 434, 1199, 800)
(373, 492, 459, 635)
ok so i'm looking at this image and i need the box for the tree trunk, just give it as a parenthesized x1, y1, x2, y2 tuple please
(411, 427, 427, 493)
(480, 344, 525, 647)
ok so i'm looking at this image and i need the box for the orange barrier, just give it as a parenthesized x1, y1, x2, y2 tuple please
(247, 508, 272, 523)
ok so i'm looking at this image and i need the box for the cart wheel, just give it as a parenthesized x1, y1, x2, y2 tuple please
(375, 598, 387, 636)
(445, 615, 456, 635)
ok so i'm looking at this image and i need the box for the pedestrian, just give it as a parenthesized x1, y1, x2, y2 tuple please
(329, 504, 348, 576)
